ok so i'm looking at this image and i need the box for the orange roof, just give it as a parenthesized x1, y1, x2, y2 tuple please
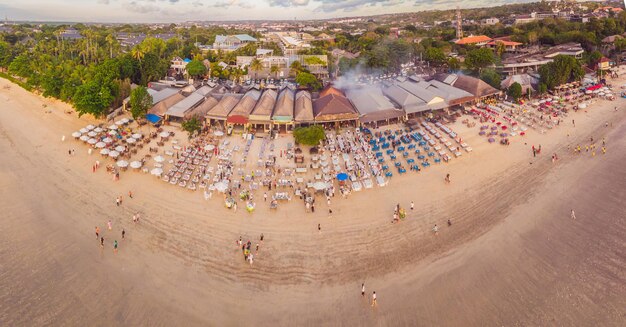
(455, 35, 492, 45)
(487, 40, 522, 46)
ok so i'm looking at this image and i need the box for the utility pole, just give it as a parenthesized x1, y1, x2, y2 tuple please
(456, 6, 463, 39)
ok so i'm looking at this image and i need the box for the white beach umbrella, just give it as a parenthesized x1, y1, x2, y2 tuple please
(80, 128, 89, 134)
(95, 142, 106, 148)
(214, 131, 224, 137)
(94, 127, 103, 133)
(71, 132, 82, 138)
(108, 124, 118, 130)
(130, 161, 142, 169)
(204, 144, 215, 151)
(87, 138, 97, 145)
(312, 181, 328, 191)
(100, 149, 109, 155)
(103, 137, 113, 143)
(115, 145, 126, 152)
(116, 160, 129, 168)
(108, 150, 120, 158)
(154, 155, 165, 163)
(132, 133, 142, 139)
(107, 130, 118, 136)
(150, 168, 163, 176)
(86, 124, 95, 130)
(87, 131, 97, 137)
(115, 120, 124, 126)
(579, 103, 587, 109)
(121, 118, 130, 124)
(159, 131, 170, 138)
(214, 181, 228, 193)
(125, 138, 136, 144)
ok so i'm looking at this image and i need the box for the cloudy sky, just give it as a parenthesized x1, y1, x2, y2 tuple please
(0, 0, 536, 23)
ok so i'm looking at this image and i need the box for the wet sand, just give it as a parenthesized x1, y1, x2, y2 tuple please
(0, 77, 625, 326)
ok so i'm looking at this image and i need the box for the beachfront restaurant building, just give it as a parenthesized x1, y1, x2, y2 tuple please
(313, 88, 359, 126)
(205, 94, 242, 127)
(227, 89, 262, 130)
(345, 87, 405, 126)
(294, 90, 314, 127)
(164, 91, 206, 123)
(248, 89, 277, 132)
(272, 87, 295, 132)
(433, 74, 501, 101)
(148, 91, 186, 118)
(184, 96, 218, 120)
(394, 79, 448, 115)
(383, 84, 443, 118)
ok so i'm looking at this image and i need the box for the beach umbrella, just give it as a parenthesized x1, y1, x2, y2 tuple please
(488, 138, 495, 143)
(103, 137, 113, 144)
(132, 133, 142, 139)
(121, 118, 130, 124)
(115, 145, 126, 152)
(159, 131, 170, 138)
(86, 124, 95, 131)
(95, 142, 106, 148)
(87, 131, 97, 137)
(500, 133, 508, 137)
(130, 161, 142, 169)
(80, 128, 89, 134)
(312, 181, 328, 191)
(125, 138, 136, 144)
(336, 173, 348, 181)
(150, 168, 163, 176)
(116, 160, 129, 168)
(204, 144, 215, 151)
(214, 181, 228, 193)
(87, 138, 97, 145)
(100, 149, 109, 155)
(71, 132, 82, 138)
(107, 130, 118, 136)
(579, 103, 587, 109)
(115, 120, 124, 126)
(94, 127, 103, 133)
(214, 130, 224, 137)
(154, 155, 165, 163)
(108, 124, 118, 130)
(108, 150, 120, 158)
(320, 160, 329, 167)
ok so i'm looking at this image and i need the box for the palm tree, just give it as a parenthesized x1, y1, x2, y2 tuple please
(131, 47, 144, 63)
(250, 58, 262, 80)
(495, 41, 506, 58)
(270, 65, 280, 79)
(105, 34, 116, 59)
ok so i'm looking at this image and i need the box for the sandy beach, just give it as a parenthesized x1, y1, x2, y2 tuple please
(0, 76, 625, 326)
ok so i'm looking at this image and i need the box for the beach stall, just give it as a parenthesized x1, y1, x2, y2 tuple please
(272, 87, 295, 133)
(249, 89, 277, 132)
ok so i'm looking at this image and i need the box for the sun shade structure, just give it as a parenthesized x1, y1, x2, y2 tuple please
(272, 87, 295, 123)
(206, 94, 242, 122)
(165, 92, 206, 119)
(249, 89, 277, 125)
(432, 74, 500, 100)
(313, 90, 359, 123)
(148, 87, 179, 105)
(395, 79, 448, 110)
(227, 89, 262, 124)
(294, 90, 314, 124)
(149, 92, 186, 116)
(345, 87, 405, 123)
(185, 96, 218, 120)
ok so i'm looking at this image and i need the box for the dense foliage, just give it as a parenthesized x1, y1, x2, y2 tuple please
(129, 86, 153, 120)
(181, 116, 202, 138)
(507, 82, 523, 101)
(539, 55, 584, 90)
(295, 71, 322, 91)
(293, 125, 325, 146)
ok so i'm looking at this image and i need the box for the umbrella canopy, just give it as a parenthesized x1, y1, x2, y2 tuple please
(115, 145, 126, 152)
(94, 127, 103, 133)
(108, 150, 120, 158)
(125, 138, 136, 144)
(150, 168, 163, 176)
(336, 173, 348, 181)
(107, 130, 118, 136)
(488, 138, 495, 143)
(159, 131, 170, 138)
(214, 181, 229, 192)
(79, 128, 89, 134)
(204, 144, 215, 151)
(154, 155, 165, 163)
(103, 137, 113, 143)
(130, 161, 142, 169)
(85, 124, 95, 130)
(115, 120, 124, 126)
(121, 118, 130, 124)
(71, 132, 82, 138)
(100, 149, 109, 155)
(87, 131, 97, 137)
(87, 138, 97, 145)
(116, 160, 129, 168)
(214, 131, 224, 137)
(312, 181, 328, 191)
(132, 133, 142, 139)
(95, 142, 106, 148)
(108, 124, 118, 130)
(320, 160, 329, 167)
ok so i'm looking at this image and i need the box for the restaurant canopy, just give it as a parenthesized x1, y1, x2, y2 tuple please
(294, 91, 314, 123)
(313, 93, 359, 122)
(148, 92, 186, 116)
(165, 92, 206, 118)
(227, 89, 261, 124)
(249, 89, 278, 124)
(272, 87, 295, 123)
(346, 87, 405, 123)
(206, 94, 242, 121)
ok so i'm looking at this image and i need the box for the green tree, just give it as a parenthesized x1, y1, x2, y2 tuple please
(447, 57, 461, 71)
(507, 82, 523, 101)
(249, 58, 262, 79)
(539, 55, 584, 90)
(479, 68, 501, 89)
(538, 83, 548, 94)
(293, 125, 325, 146)
(185, 59, 207, 78)
(181, 116, 202, 139)
(424, 47, 446, 65)
(295, 71, 322, 91)
(465, 48, 495, 73)
(586, 50, 603, 67)
(129, 86, 153, 119)
(270, 64, 280, 79)
(73, 81, 114, 117)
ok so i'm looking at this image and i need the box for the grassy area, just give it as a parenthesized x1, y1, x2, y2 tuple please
(0, 72, 33, 91)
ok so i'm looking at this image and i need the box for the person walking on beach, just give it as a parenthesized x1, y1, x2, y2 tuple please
(447, 219, 452, 227)
(318, 223, 321, 233)
(371, 291, 377, 307)
(100, 237, 105, 248)
(432, 224, 439, 236)
(238, 236, 242, 247)
(95, 226, 100, 239)
(248, 253, 254, 266)
(572, 119, 575, 127)
(255, 243, 259, 254)
(116, 197, 121, 207)
(128, 191, 133, 199)
(122, 229, 125, 240)
(410, 201, 414, 211)
(361, 283, 365, 297)
(260, 233, 264, 243)
(571, 209, 576, 220)
(445, 174, 450, 184)
(113, 240, 118, 254)
(107, 220, 112, 230)
(264, 192, 267, 202)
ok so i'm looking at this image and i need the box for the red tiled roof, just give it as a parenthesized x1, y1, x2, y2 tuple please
(487, 40, 522, 46)
(455, 35, 492, 45)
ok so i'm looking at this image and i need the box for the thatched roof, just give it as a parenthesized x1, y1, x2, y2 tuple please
(249, 89, 277, 122)
(186, 96, 218, 120)
(206, 94, 241, 120)
(228, 89, 262, 124)
(346, 87, 405, 123)
(319, 85, 345, 98)
(313, 93, 358, 122)
(294, 91, 314, 123)
(148, 93, 186, 116)
(272, 87, 295, 122)
(433, 74, 500, 100)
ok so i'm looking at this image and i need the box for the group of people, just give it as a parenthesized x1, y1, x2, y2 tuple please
(238, 233, 264, 266)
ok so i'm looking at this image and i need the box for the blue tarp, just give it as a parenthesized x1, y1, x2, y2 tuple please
(146, 114, 162, 124)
